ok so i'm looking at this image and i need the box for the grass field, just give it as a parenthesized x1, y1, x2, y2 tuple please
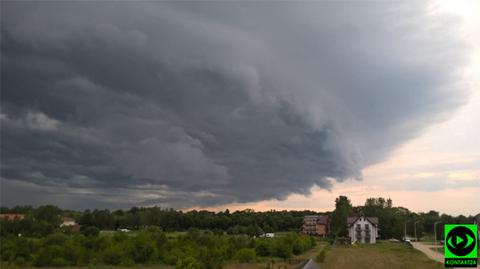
(318, 242, 444, 269)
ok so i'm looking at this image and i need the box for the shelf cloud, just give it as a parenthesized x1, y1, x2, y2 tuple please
(1, 1, 470, 208)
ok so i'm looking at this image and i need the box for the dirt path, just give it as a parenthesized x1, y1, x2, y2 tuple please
(411, 242, 443, 263)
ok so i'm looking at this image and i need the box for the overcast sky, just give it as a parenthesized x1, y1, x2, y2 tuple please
(1, 1, 479, 215)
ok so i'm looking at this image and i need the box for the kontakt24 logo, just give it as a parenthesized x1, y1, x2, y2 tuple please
(444, 224, 478, 268)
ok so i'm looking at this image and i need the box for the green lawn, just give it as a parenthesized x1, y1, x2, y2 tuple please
(318, 242, 444, 269)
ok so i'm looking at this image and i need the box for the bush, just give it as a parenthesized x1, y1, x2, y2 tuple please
(176, 256, 204, 269)
(255, 240, 272, 256)
(119, 257, 134, 266)
(0, 238, 15, 262)
(101, 245, 125, 265)
(51, 257, 68, 267)
(44, 233, 68, 246)
(14, 256, 27, 266)
(35, 245, 64, 266)
(274, 239, 292, 259)
(82, 226, 100, 237)
(112, 231, 128, 242)
(163, 247, 184, 265)
(127, 235, 155, 263)
(235, 248, 256, 263)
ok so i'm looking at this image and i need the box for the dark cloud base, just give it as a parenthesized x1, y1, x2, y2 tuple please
(0, 1, 468, 209)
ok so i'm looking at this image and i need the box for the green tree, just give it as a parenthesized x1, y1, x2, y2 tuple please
(81, 226, 100, 237)
(34, 205, 61, 223)
(330, 196, 353, 237)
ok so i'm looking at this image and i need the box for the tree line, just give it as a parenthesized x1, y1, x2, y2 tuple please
(1, 196, 475, 239)
(0, 205, 316, 237)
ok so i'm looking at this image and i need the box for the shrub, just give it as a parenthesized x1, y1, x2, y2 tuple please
(51, 257, 68, 267)
(176, 256, 204, 269)
(112, 231, 128, 242)
(186, 228, 202, 241)
(119, 257, 134, 266)
(14, 256, 27, 266)
(101, 245, 125, 265)
(127, 235, 155, 263)
(44, 233, 68, 246)
(274, 240, 292, 259)
(255, 240, 273, 257)
(235, 248, 256, 263)
(0, 238, 15, 262)
(212, 228, 224, 235)
(35, 245, 64, 266)
(82, 226, 100, 237)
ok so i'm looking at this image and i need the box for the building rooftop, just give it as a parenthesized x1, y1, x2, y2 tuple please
(0, 214, 25, 221)
(303, 215, 329, 224)
(347, 216, 379, 226)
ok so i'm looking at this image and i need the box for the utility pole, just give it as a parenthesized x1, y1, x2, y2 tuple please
(404, 220, 410, 240)
(414, 220, 420, 241)
(434, 221, 442, 262)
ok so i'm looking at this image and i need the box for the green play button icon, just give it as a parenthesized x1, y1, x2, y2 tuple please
(456, 236, 464, 245)
(444, 224, 478, 267)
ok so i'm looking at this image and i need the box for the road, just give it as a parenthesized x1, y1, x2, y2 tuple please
(412, 242, 479, 268)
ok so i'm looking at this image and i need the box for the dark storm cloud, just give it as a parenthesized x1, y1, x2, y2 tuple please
(0, 1, 469, 209)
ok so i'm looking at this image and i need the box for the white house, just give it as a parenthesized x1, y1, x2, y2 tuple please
(60, 217, 77, 227)
(347, 216, 379, 244)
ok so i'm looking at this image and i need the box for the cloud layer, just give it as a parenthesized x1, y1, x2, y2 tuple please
(0, 1, 470, 209)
